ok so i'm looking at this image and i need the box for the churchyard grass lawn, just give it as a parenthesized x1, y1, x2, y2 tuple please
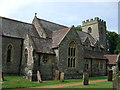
(2, 75, 111, 89)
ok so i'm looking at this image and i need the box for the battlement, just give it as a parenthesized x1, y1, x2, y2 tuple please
(82, 17, 106, 26)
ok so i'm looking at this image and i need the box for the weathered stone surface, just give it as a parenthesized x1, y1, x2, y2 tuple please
(82, 17, 107, 50)
(113, 54, 120, 90)
(39, 54, 54, 80)
(58, 26, 85, 79)
(60, 72, 64, 82)
(0, 72, 4, 81)
(2, 36, 23, 75)
(37, 71, 42, 83)
(113, 76, 120, 90)
(54, 70, 60, 80)
(108, 70, 113, 81)
(83, 72, 89, 85)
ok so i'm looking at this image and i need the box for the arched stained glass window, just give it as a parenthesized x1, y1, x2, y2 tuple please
(68, 41, 76, 68)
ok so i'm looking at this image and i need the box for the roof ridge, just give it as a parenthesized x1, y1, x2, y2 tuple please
(0, 16, 31, 25)
(53, 27, 70, 32)
(37, 17, 68, 28)
(77, 30, 96, 41)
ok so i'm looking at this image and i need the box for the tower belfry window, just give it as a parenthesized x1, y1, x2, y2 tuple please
(88, 27, 92, 33)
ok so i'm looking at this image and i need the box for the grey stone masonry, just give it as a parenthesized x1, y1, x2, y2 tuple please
(82, 17, 106, 26)
(82, 17, 107, 53)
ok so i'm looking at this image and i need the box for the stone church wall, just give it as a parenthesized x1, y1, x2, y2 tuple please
(58, 28, 84, 79)
(91, 60, 107, 76)
(39, 54, 55, 80)
(21, 35, 35, 81)
(2, 36, 23, 75)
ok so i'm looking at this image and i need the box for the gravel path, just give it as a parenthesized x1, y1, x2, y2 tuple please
(33, 79, 107, 88)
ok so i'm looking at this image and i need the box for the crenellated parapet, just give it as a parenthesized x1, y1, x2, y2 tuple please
(82, 17, 106, 26)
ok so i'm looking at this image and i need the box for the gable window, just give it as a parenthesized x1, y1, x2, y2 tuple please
(68, 41, 76, 68)
(88, 27, 92, 33)
(25, 49, 28, 63)
(7, 44, 12, 62)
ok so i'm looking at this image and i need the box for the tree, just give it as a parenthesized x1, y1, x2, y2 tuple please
(114, 34, 120, 54)
(75, 25, 82, 31)
(106, 31, 118, 54)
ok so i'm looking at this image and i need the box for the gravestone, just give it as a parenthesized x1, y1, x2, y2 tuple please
(83, 72, 89, 85)
(0, 72, 4, 81)
(113, 54, 120, 90)
(60, 72, 64, 82)
(55, 70, 60, 80)
(108, 70, 113, 81)
(37, 71, 42, 83)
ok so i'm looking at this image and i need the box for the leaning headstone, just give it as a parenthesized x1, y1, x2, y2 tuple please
(0, 72, 4, 81)
(108, 70, 113, 81)
(83, 72, 89, 85)
(37, 71, 42, 83)
(55, 70, 60, 80)
(60, 72, 64, 82)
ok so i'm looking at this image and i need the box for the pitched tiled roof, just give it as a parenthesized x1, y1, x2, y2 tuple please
(52, 27, 71, 48)
(36, 17, 68, 38)
(31, 36, 55, 54)
(84, 50, 108, 60)
(38, 18, 67, 31)
(77, 31, 96, 46)
(104, 55, 118, 64)
(1, 16, 38, 39)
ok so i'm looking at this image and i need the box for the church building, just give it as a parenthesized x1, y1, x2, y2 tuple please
(1, 15, 108, 81)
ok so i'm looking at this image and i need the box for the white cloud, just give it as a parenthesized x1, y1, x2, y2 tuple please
(0, 0, 34, 16)
(0, 0, 118, 33)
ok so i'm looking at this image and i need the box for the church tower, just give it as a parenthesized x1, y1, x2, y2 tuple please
(82, 17, 107, 50)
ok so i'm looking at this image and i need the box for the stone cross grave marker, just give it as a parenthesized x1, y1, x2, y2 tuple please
(37, 71, 42, 83)
(83, 72, 89, 85)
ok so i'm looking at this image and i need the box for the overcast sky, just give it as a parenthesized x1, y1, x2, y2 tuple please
(0, 0, 119, 33)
